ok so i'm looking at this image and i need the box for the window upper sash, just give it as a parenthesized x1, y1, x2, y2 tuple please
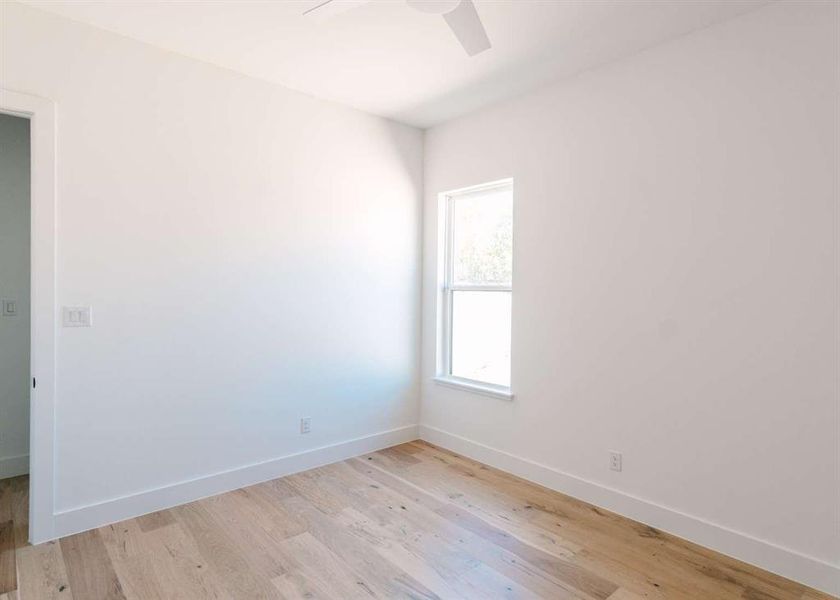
(445, 181, 513, 289)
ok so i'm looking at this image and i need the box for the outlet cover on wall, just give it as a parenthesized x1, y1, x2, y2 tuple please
(300, 417, 312, 434)
(62, 306, 92, 327)
(609, 451, 622, 472)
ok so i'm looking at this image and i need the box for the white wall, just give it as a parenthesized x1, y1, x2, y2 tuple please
(0, 113, 30, 478)
(421, 0, 838, 592)
(0, 2, 423, 517)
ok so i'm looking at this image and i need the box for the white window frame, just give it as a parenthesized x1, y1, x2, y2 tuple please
(434, 178, 513, 400)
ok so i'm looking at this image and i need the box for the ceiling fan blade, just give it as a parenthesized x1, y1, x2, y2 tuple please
(442, 0, 491, 57)
(303, 0, 371, 22)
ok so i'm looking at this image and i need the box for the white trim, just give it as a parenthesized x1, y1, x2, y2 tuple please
(52, 425, 419, 539)
(449, 284, 511, 292)
(433, 376, 513, 400)
(418, 424, 840, 596)
(440, 177, 515, 198)
(0, 88, 57, 544)
(441, 191, 455, 374)
(0, 454, 29, 479)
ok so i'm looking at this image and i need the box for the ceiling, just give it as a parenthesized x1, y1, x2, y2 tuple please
(20, 0, 768, 128)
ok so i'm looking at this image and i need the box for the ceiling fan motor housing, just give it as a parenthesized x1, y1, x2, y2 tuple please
(405, 0, 462, 15)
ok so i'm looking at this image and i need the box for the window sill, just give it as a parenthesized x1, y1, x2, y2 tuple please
(432, 376, 514, 401)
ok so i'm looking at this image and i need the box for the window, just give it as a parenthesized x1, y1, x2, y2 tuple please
(437, 180, 513, 398)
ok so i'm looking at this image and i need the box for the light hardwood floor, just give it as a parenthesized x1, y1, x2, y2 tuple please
(0, 441, 835, 599)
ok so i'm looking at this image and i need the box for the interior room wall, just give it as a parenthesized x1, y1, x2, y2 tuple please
(421, 0, 838, 592)
(0, 113, 31, 479)
(0, 2, 423, 524)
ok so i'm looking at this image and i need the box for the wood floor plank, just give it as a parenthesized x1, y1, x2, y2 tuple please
(327, 472, 486, 577)
(337, 503, 547, 600)
(802, 593, 840, 600)
(7, 478, 27, 550)
(330, 460, 561, 597)
(171, 501, 281, 599)
(339, 460, 588, 599)
(607, 590, 646, 600)
(100, 519, 147, 563)
(366, 443, 819, 600)
(198, 489, 290, 580)
(282, 469, 350, 515)
(0, 521, 16, 594)
(398, 443, 730, 599)
(455, 563, 545, 600)
(141, 522, 233, 600)
(396, 442, 425, 455)
(240, 484, 308, 539)
(379, 446, 423, 466)
(334, 506, 469, 599)
(435, 503, 618, 599)
(280, 493, 441, 599)
(0, 481, 12, 524)
(271, 570, 336, 600)
(111, 553, 165, 600)
(15, 540, 73, 600)
(3, 444, 835, 600)
(102, 518, 233, 600)
(60, 529, 126, 600)
(135, 510, 175, 534)
(275, 531, 376, 600)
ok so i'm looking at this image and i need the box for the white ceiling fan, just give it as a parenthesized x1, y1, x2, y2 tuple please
(303, 0, 492, 57)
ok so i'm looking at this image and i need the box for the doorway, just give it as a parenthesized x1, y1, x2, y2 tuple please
(0, 112, 31, 593)
(0, 114, 31, 488)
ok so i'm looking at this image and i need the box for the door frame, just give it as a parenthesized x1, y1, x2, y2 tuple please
(0, 88, 57, 543)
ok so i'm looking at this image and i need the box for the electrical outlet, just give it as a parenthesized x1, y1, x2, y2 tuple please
(609, 451, 622, 472)
(300, 417, 312, 434)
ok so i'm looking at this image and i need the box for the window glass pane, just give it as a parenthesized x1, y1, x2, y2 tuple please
(452, 187, 512, 285)
(451, 291, 511, 387)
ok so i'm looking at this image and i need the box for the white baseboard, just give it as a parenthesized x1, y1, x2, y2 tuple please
(45, 422, 840, 595)
(0, 454, 29, 479)
(53, 424, 419, 540)
(418, 424, 839, 596)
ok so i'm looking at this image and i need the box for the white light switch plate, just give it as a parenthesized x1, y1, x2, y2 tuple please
(2, 299, 17, 316)
(62, 306, 92, 327)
